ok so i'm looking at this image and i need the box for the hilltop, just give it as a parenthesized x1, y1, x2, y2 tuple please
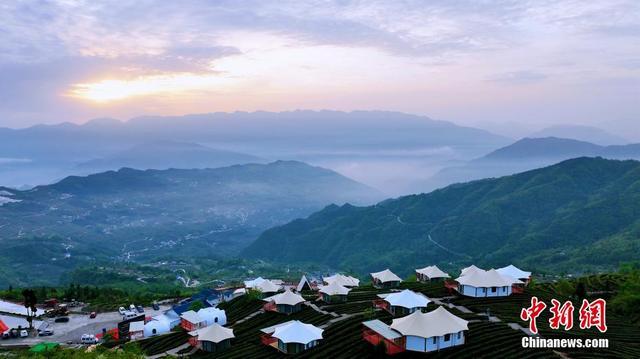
(424, 137, 640, 190)
(244, 157, 640, 275)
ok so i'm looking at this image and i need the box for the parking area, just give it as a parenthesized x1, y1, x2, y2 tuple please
(2, 304, 170, 345)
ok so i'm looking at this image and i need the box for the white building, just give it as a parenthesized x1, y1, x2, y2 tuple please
(497, 264, 532, 284)
(363, 306, 469, 354)
(262, 289, 306, 314)
(129, 321, 145, 340)
(245, 277, 282, 295)
(376, 289, 431, 316)
(144, 316, 172, 337)
(197, 307, 227, 326)
(370, 269, 402, 288)
(455, 269, 522, 297)
(260, 320, 324, 354)
(296, 275, 314, 292)
(323, 273, 360, 287)
(189, 323, 235, 353)
(459, 265, 484, 277)
(415, 265, 450, 282)
(318, 281, 351, 303)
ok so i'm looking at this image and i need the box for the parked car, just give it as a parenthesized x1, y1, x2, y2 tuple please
(118, 307, 127, 315)
(152, 303, 160, 311)
(81, 334, 98, 344)
(136, 305, 144, 313)
(54, 317, 69, 323)
(2, 330, 10, 339)
(129, 304, 136, 311)
(123, 312, 138, 320)
(89, 312, 97, 319)
(19, 330, 28, 338)
(38, 329, 54, 336)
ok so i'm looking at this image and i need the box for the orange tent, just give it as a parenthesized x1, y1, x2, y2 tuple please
(0, 319, 8, 333)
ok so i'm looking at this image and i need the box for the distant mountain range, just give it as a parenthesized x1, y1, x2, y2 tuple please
(77, 140, 265, 173)
(244, 157, 640, 275)
(424, 137, 640, 190)
(0, 161, 381, 286)
(530, 125, 628, 146)
(0, 111, 509, 190)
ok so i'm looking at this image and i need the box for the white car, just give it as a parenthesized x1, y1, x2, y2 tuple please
(81, 334, 98, 344)
(118, 307, 127, 315)
(122, 311, 138, 320)
(20, 330, 28, 338)
(129, 304, 136, 311)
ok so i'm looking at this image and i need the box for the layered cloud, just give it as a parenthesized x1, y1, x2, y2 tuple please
(0, 0, 638, 134)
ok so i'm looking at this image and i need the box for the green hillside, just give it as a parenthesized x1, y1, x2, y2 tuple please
(0, 161, 381, 286)
(243, 157, 640, 275)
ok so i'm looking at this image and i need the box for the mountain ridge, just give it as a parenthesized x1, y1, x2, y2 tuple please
(243, 157, 640, 275)
(0, 160, 382, 286)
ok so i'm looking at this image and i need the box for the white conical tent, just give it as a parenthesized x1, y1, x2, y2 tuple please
(244, 277, 265, 288)
(256, 279, 281, 293)
(296, 275, 313, 292)
(194, 323, 235, 343)
(263, 289, 305, 306)
(323, 274, 360, 287)
(318, 281, 351, 296)
(415, 265, 450, 279)
(370, 269, 402, 283)
(456, 269, 522, 287)
(460, 265, 484, 277)
(380, 289, 430, 309)
(390, 306, 468, 339)
(496, 265, 531, 280)
(272, 321, 324, 344)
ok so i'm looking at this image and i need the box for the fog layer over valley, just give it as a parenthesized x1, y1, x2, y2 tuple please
(0, 111, 509, 195)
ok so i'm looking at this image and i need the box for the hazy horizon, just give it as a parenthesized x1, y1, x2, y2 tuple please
(1, 1, 638, 139)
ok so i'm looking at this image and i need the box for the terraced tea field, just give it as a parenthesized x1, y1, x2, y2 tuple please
(139, 277, 639, 358)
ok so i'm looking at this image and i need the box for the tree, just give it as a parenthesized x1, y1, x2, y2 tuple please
(188, 300, 205, 312)
(575, 282, 587, 300)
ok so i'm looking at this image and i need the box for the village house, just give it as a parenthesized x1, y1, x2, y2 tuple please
(180, 310, 206, 331)
(318, 281, 351, 303)
(323, 273, 360, 287)
(262, 289, 306, 314)
(260, 320, 324, 354)
(362, 306, 469, 354)
(374, 289, 431, 316)
(128, 321, 145, 340)
(370, 269, 402, 288)
(455, 268, 522, 297)
(188, 323, 235, 353)
(415, 265, 450, 282)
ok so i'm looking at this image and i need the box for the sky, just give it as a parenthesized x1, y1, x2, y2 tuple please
(0, 0, 638, 137)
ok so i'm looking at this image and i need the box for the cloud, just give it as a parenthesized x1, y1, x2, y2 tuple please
(0, 0, 638, 128)
(486, 70, 548, 85)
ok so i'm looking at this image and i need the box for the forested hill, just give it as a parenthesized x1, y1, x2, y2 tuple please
(243, 157, 640, 275)
(0, 161, 381, 286)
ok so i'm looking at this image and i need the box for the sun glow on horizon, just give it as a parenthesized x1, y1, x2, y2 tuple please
(67, 73, 235, 102)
